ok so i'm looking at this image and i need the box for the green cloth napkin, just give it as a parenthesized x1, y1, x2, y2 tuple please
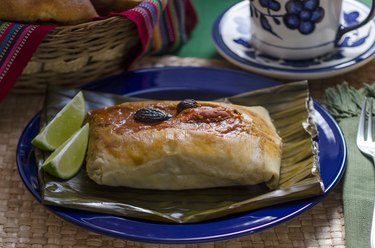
(325, 83, 375, 248)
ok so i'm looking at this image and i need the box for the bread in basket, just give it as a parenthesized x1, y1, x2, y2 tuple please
(0, 0, 196, 94)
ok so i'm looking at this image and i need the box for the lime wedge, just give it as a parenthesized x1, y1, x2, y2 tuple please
(32, 92, 86, 151)
(42, 123, 89, 179)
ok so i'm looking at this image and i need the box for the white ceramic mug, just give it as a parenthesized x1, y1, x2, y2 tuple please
(249, 0, 375, 59)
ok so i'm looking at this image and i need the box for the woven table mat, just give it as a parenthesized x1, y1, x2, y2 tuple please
(3, 56, 375, 248)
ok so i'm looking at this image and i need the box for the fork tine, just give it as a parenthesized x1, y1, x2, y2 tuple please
(357, 97, 367, 143)
(368, 98, 373, 142)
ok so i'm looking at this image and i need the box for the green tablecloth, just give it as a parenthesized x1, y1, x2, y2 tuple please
(175, 0, 372, 59)
(175, 0, 240, 59)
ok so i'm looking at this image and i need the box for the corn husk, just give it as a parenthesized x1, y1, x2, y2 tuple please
(35, 81, 323, 223)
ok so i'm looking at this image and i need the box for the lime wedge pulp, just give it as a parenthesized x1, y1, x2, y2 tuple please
(42, 123, 90, 179)
(32, 92, 86, 151)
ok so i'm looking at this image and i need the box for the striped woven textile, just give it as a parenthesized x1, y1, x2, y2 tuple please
(0, 0, 197, 101)
(0, 23, 54, 100)
(114, 0, 197, 56)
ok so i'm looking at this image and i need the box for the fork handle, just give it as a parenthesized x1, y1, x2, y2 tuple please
(372, 155, 375, 248)
(370, 158, 375, 248)
(372, 200, 375, 248)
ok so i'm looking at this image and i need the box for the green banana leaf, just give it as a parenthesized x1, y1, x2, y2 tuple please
(35, 81, 323, 223)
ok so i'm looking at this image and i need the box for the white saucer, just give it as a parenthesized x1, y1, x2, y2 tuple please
(212, 0, 375, 80)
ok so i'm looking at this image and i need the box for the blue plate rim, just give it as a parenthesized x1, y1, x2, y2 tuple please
(16, 66, 347, 244)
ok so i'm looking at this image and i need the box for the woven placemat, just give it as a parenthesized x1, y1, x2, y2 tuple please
(3, 55, 374, 247)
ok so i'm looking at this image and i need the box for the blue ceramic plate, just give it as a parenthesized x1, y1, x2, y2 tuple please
(212, 0, 375, 80)
(16, 67, 346, 244)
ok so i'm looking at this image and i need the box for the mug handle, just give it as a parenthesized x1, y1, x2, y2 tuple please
(335, 0, 375, 45)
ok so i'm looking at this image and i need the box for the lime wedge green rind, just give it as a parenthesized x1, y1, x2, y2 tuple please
(32, 91, 86, 151)
(42, 123, 90, 180)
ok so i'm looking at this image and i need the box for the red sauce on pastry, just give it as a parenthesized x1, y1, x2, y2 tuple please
(87, 101, 255, 136)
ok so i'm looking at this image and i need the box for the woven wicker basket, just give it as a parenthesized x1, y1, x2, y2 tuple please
(14, 17, 141, 93)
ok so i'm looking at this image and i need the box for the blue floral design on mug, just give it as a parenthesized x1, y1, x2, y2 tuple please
(232, 8, 371, 67)
(283, 0, 325, 34)
(250, 0, 325, 38)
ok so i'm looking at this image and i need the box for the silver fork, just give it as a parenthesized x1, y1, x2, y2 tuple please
(357, 97, 375, 248)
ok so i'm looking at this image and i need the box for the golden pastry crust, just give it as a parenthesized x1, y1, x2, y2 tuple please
(0, 0, 98, 24)
(86, 101, 282, 190)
